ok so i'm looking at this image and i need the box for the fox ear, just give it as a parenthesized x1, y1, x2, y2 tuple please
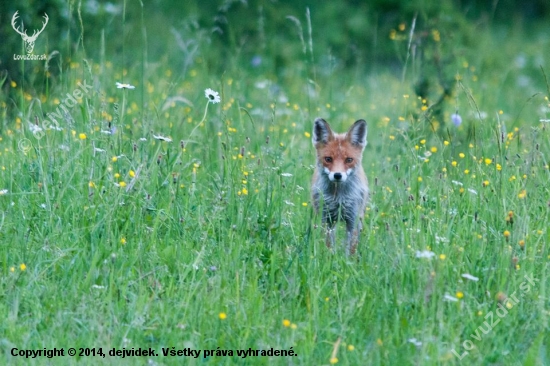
(347, 119, 367, 148)
(312, 118, 333, 146)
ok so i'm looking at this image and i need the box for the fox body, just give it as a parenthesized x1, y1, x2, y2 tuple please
(311, 118, 369, 255)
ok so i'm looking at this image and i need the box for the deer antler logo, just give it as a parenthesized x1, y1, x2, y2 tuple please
(11, 11, 49, 54)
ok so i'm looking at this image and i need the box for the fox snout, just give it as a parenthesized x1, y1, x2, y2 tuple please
(324, 168, 351, 182)
(332, 171, 344, 181)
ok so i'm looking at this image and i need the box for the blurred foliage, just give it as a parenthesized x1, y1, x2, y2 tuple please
(1, 0, 549, 112)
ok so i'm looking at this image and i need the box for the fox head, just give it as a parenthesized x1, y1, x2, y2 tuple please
(312, 118, 367, 183)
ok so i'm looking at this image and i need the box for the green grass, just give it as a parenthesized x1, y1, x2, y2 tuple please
(1, 6, 549, 366)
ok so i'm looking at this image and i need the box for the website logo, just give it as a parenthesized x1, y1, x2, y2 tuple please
(11, 11, 48, 60)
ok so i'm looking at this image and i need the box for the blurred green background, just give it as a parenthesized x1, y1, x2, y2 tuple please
(1, 0, 549, 81)
(2, 0, 550, 133)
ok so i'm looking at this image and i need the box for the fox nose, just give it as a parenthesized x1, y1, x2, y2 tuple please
(333, 173, 342, 180)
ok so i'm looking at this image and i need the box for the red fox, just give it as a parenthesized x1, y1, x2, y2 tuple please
(311, 118, 369, 255)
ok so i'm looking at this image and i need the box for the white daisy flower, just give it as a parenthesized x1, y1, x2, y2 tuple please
(254, 80, 269, 89)
(435, 235, 449, 244)
(462, 273, 479, 282)
(0, 189, 8, 195)
(444, 294, 459, 302)
(152, 134, 172, 142)
(204, 88, 221, 104)
(116, 82, 135, 89)
(407, 338, 422, 347)
(415, 250, 435, 259)
(29, 123, 43, 134)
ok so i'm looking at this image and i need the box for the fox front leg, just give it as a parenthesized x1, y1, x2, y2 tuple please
(325, 225, 336, 249)
(322, 209, 336, 250)
(345, 218, 362, 255)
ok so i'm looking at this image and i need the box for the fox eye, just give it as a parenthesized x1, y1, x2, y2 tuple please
(345, 157, 354, 163)
(324, 157, 333, 163)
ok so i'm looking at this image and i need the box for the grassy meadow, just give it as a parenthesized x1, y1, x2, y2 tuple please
(1, 2, 549, 365)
